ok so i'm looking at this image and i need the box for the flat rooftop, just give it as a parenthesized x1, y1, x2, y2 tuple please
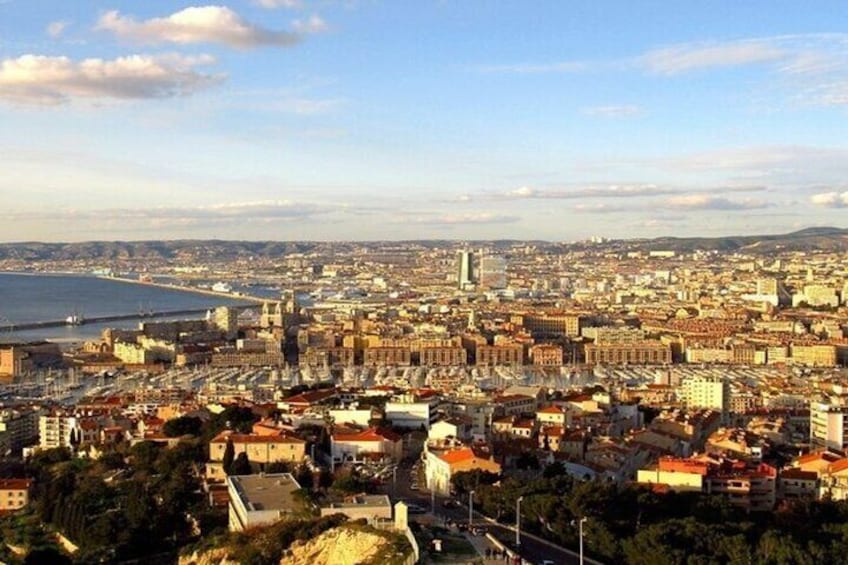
(324, 494, 391, 509)
(229, 473, 301, 512)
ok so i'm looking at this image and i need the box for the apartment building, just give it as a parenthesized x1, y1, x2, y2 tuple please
(301, 346, 355, 368)
(38, 413, 80, 450)
(810, 400, 848, 451)
(420, 346, 467, 366)
(680, 375, 730, 414)
(476, 344, 523, 367)
(0, 407, 41, 454)
(363, 346, 412, 367)
(529, 344, 563, 366)
(584, 341, 671, 365)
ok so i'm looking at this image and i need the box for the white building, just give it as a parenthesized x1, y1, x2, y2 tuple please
(385, 400, 434, 430)
(38, 414, 80, 450)
(328, 408, 374, 428)
(680, 375, 729, 417)
(811, 400, 848, 451)
(330, 428, 403, 469)
(227, 473, 301, 532)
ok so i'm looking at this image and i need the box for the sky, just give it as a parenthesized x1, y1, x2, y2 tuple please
(1, 1, 848, 242)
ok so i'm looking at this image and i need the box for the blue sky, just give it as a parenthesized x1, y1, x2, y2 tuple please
(1, 1, 847, 242)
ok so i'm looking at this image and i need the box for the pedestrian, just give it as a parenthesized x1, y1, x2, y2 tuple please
(485, 548, 491, 558)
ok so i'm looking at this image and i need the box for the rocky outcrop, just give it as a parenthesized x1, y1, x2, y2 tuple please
(285, 526, 401, 565)
(178, 547, 240, 565)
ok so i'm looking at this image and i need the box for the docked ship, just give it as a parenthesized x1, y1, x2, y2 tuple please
(65, 310, 84, 326)
(212, 282, 233, 293)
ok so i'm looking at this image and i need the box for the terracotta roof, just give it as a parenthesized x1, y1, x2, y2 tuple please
(537, 406, 564, 414)
(827, 458, 848, 474)
(333, 428, 401, 443)
(0, 479, 32, 490)
(797, 451, 842, 465)
(494, 394, 534, 404)
(211, 431, 305, 444)
(781, 469, 818, 480)
(284, 388, 337, 405)
(541, 425, 564, 437)
(438, 447, 476, 465)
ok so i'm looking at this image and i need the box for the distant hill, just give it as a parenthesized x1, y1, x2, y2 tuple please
(619, 227, 848, 254)
(0, 227, 845, 263)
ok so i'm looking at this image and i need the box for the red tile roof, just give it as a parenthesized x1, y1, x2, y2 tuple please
(0, 479, 32, 490)
(333, 428, 401, 443)
(211, 431, 305, 444)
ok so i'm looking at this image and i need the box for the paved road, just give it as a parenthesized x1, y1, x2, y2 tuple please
(383, 457, 591, 565)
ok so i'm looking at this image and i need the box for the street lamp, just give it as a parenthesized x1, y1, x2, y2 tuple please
(515, 496, 524, 547)
(468, 490, 475, 528)
(431, 487, 436, 515)
(577, 516, 588, 565)
(392, 466, 397, 499)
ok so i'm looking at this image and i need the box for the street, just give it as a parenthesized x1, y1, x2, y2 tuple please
(383, 456, 592, 565)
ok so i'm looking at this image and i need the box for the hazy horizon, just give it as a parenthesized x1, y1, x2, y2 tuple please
(0, 223, 843, 246)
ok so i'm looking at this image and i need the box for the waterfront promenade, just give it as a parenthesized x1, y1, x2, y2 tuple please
(98, 276, 268, 304)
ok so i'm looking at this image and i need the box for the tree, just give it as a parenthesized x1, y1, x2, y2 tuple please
(24, 547, 72, 565)
(451, 470, 499, 495)
(222, 438, 235, 475)
(266, 461, 292, 474)
(515, 451, 540, 470)
(231, 452, 252, 476)
(129, 441, 161, 474)
(163, 416, 203, 438)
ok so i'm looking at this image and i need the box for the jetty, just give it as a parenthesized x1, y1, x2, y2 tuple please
(0, 308, 242, 333)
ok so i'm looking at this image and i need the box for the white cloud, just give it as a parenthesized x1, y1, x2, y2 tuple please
(255, 0, 302, 8)
(810, 192, 848, 208)
(641, 39, 786, 74)
(498, 184, 674, 200)
(96, 6, 301, 49)
(507, 186, 535, 198)
(46, 20, 69, 38)
(664, 194, 769, 210)
(292, 15, 328, 34)
(399, 212, 520, 225)
(1, 200, 333, 223)
(582, 105, 642, 118)
(658, 145, 848, 187)
(0, 53, 223, 105)
(573, 203, 629, 214)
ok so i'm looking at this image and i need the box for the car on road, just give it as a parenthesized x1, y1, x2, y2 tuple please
(404, 503, 427, 514)
(442, 499, 460, 508)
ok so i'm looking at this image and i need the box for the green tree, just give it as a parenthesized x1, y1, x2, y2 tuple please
(129, 441, 161, 474)
(163, 416, 203, 438)
(24, 547, 72, 565)
(451, 469, 499, 495)
(231, 452, 252, 476)
(222, 438, 235, 475)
